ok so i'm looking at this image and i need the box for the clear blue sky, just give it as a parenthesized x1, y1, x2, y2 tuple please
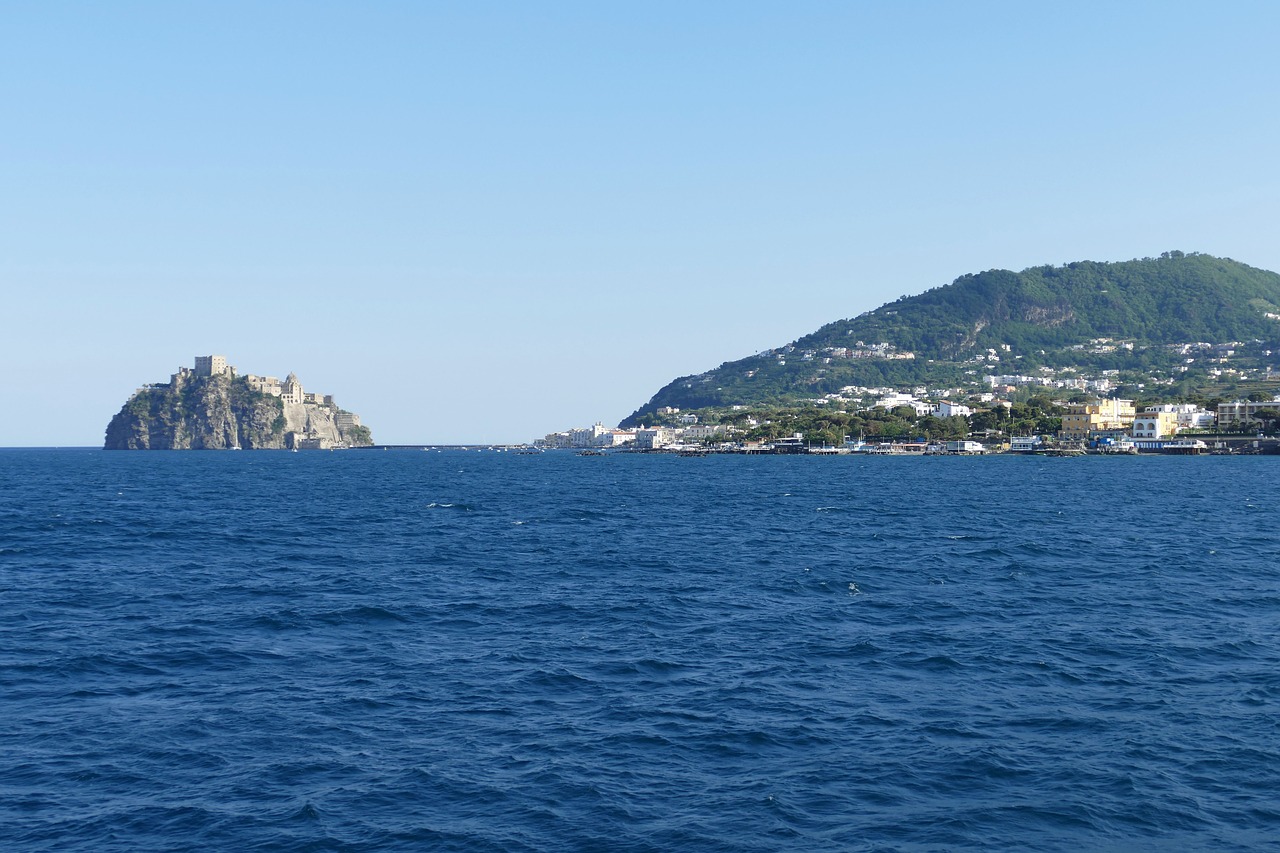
(4, 2, 1278, 446)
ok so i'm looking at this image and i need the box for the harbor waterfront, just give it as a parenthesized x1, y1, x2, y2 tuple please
(532, 395, 1280, 457)
(355, 435, 1280, 456)
(3, 448, 1279, 852)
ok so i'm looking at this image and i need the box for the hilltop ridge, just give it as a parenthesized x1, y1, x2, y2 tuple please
(621, 252, 1280, 426)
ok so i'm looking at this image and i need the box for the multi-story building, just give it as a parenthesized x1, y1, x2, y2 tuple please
(569, 423, 611, 447)
(1131, 410, 1180, 439)
(281, 373, 304, 404)
(1059, 399, 1135, 440)
(1141, 404, 1215, 431)
(245, 374, 283, 396)
(535, 432, 572, 449)
(936, 400, 972, 418)
(1216, 399, 1280, 429)
(680, 424, 729, 441)
(875, 392, 933, 416)
(633, 427, 677, 449)
(599, 430, 636, 447)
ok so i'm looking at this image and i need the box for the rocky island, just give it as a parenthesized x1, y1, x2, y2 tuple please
(104, 355, 373, 450)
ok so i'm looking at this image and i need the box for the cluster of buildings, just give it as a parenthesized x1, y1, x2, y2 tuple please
(798, 341, 916, 363)
(1048, 397, 1280, 442)
(160, 355, 362, 432)
(535, 420, 734, 451)
(539, 393, 1280, 454)
(184, 356, 334, 407)
(816, 336, 1272, 400)
(1057, 400, 1214, 441)
(864, 391, 972, 418)
(748, 342, 916, 372)
(536, 329, 1279, 453)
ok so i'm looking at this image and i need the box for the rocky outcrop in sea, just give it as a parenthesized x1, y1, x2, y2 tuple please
(104, 359, 372, 450)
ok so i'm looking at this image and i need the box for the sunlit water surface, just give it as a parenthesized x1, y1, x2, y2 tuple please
(3, 449, 1279, 851)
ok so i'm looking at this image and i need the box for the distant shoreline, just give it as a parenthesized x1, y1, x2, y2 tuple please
(8, 435, 1279, 456)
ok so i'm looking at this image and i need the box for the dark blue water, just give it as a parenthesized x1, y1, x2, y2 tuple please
(3, 449, 1279, 852)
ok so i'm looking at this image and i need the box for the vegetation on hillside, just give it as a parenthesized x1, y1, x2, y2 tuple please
(621, 252, 1280, 426)
(646, 397, 1065, 448)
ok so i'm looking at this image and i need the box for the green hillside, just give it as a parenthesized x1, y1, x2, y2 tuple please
(621, 252, 1280, 427)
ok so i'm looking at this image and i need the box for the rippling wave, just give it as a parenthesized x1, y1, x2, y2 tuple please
(3, 449, 1279, 851)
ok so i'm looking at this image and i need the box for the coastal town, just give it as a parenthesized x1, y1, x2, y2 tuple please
(535, 390, 1280, 456)
(527, 327, 1280, 456)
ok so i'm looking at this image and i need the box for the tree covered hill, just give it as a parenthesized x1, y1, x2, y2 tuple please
(621, 252, 1280, 426)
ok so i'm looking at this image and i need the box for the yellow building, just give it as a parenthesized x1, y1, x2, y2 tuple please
(1131, 410, 1180, 439)
(1059, 399, 1135, 440)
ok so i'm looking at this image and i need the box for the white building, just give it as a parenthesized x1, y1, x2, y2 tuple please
(280, 372, 304, 404)
(1143, 403, 1215, 430)
(633, 427, 678, 449)
(1131, 413, 1177, 439)
(936, 400, 972, 418)
(569, 423, 611, 448)
(535, 431, 573, 449)
(875, 392, 933, 416)
(1217, 399, 1280, 428)
(679, 424, 728, 441)
(1010, 435, 1042, 452)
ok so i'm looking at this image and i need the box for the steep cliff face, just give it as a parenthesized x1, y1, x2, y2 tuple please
(104, 373, 372, 450)
(280, 400, 364, 448)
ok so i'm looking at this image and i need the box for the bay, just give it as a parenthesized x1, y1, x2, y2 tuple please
(2, 449, 1279, 851)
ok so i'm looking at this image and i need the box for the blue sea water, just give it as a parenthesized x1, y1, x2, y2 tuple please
(2, 448, 1280, 852)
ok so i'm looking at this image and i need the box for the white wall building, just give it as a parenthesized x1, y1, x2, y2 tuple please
(875, 393, 933, 416)
(280, 373, 304, 404)
(634, 427, 677, 449)
(535, 432, 572, 448)
(1217, 399, 1280, 428)
(569, 423, 611, 447)
(1131, 413, 1177, 439)
(936, 400, 972, 418)
(679, 424, 728, 441)
(1143, 403, 1215, 430)
(1010, 436, 1042, 452)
